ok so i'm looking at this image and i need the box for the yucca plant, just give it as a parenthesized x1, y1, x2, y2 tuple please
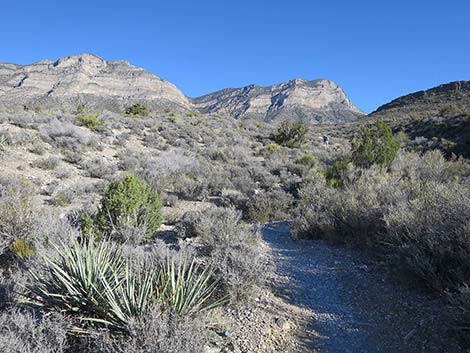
(159, 258, 227, 317)
(25, 238, 127, 330)
(24, 238, 225, 333)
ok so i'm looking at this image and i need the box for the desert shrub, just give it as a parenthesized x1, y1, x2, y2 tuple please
(140, 150, 211, 201)
(175, 211, 202, 239)
(0, 178, 37, 256)
(28, 140, 47, 155)
(264, 143, 281, 153)
(384, 180, 470, 291)
(0, 129, 32, 146)
(220, 188, 250, 211)
(96, 175, 162, 239)
(351, 120, 399, 168)
(0, 310, 69, 353)
(194, 207, 272, 302)
(87, 175, 162, 243)
(117, 150, 141, 172)
(89, 307, 207, 353)
(270, 120, 308, 148)
(76, 113, 102, 130)
(33, 156, 61, 170)
(246, 189, 294, 223)
(26, 238, 222, 332)
(9, 239, 35, 259)
(40, 120, 98, 152)
(324, 159, 351, 187)
(80, 157, 118, 179)
(125, 103, 149, 118)
(51, 190, 74, 207)
(296, 153, 315, 168)
(293, 167, 392, 243)
(291, 173, 333, 239)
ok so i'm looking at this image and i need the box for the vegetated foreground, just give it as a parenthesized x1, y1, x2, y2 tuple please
(0, 77, 469, 351)
(264, 222, 463, 353)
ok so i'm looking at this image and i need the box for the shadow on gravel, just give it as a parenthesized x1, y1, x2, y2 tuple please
(261, 221, 464, 353)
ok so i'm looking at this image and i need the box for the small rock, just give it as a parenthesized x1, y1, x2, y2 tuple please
(204, 343, 222, 353)
(275, 317, 291, 331)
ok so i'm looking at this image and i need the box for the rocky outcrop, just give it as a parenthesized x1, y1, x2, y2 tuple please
(0, 54, 364, 123)
(192, 79, 364, 123)
(0, 54, 192, 113)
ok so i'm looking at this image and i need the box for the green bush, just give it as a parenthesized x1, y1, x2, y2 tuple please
(324, 159, 351, 187)
(270, 121, 308, 148)
(296, 153, 315, 168)
(351, 120, 399, 168)
(9, 239, 35, 259)
(76, 113, 102, 130)
(264, 143, 280, 153)
(125, 103, 149, 118)
(90, 175, 163, 242)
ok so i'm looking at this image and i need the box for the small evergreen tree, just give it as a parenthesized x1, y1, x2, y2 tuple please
(93, 175, 162, 241)
(270, 121, 308, 148)
(351, 120, 399, 168)
(125, 103, 149, 117)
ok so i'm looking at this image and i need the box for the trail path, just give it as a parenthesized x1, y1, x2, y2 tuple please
(262, 222, 463, 353)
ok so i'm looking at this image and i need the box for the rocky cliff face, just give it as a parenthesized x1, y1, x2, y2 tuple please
(0, 54, 364, 123)
(0, 54, 192, 113)
(192, 79, 364, 123)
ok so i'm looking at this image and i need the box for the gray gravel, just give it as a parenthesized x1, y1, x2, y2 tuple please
(262, 221, 464, 353)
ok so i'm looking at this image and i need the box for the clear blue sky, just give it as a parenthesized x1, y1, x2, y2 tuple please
(1, 0, 469, 112)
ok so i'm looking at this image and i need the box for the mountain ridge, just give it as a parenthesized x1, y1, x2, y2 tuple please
(370, 80, 470, 158)
(0, 54, 364, 123)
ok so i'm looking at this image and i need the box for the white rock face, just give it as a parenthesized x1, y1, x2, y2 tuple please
(193, 79, 364, 123)
(0, 54, 364, 123)
(0, 54, 191, 112)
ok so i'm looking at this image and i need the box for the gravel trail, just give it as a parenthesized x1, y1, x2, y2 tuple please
(262, 221, 463, 353)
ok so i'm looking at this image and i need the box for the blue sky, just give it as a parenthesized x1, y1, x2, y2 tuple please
(1, 0, 469, 112)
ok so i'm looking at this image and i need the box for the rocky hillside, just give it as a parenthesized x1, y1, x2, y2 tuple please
(0, 54, 364, 123)
(193, 79, 364, 123)
(370, 81, 470, 158)
(0, 54, 192, 113)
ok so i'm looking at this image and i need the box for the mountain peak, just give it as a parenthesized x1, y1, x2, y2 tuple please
(193, 78, 364, 122)
(0, 54, 191, 113)
(54, 53, 105, 65)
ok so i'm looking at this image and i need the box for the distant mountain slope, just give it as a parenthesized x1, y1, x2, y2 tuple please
(0, 54, 364, 123)
(193, 79, 364, 123)
(0, 54, 192, 113)
(370, 81, 470, 158)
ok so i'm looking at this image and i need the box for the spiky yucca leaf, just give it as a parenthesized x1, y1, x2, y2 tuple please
(160, 258, 227, 316)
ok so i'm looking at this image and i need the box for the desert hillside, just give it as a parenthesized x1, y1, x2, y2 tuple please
(370, 81, 470, 158)
(0, 55, 469, 353)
